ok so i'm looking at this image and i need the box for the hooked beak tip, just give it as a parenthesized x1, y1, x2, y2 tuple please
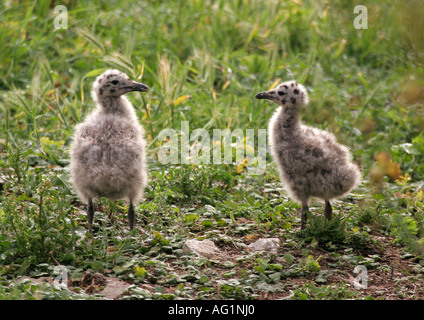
(255, 91, 270, 100)
(133, 81, 149, 92)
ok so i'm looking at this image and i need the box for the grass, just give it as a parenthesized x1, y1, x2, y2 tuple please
(1, 0, 424, 301)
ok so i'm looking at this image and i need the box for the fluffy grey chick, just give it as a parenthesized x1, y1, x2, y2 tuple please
(70, 69, 149, 233)
(256, 81, 361, 230)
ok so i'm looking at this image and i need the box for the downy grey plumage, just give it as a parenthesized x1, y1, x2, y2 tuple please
(256, 81, 361, 229)
(70, 69, 149, 233)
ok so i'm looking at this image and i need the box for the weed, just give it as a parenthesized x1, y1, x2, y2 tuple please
(302, 215, 347, 246)
(288, 282, 358, 300)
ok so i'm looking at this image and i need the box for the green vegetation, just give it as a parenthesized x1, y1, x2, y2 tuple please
(1, 0, 424, 300)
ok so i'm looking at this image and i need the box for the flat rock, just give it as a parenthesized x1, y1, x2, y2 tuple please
(18, 273, 129, 300)
(183, 239, 221, 259)
(248, 238, 280, 253)
(97, 277, 131, 300)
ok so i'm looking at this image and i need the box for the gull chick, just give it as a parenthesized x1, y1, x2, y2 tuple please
(256, 81, 361, 229)
(70, 69, 149, 233)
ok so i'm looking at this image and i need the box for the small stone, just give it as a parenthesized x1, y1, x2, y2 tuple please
(183, 239, 221, 259)
(98, 277, 131, 300)
(248, 238, 280, 253)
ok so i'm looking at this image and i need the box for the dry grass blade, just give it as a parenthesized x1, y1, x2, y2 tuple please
(74, 27, 105, 54)
(103, 52, 136, 78)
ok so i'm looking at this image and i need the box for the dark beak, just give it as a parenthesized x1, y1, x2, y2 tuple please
(255, 91, 273, 100)
(131, 81, 149, 92)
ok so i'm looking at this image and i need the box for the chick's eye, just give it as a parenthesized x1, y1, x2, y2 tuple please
(111, 80, 119, 85)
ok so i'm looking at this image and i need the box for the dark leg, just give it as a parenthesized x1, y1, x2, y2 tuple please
(301, 203, 309, 230)
(87, 198, 94, 234)
(324, 200, 332, 220)
(128, 201, 135, 230)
